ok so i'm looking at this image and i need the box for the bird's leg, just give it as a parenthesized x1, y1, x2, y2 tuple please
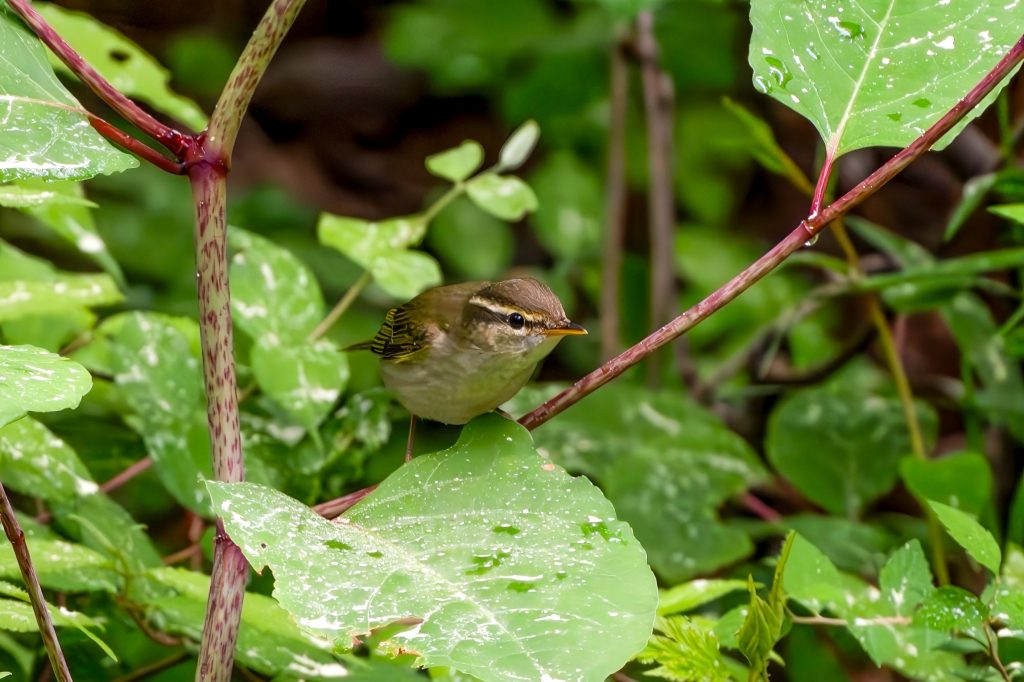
(404, 414, 417, 463)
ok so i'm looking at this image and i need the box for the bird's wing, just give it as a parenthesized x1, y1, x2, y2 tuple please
(347, 301, 430, 361)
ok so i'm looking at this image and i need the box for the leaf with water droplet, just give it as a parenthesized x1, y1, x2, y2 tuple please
(749, 0, 1023, 156)
(209, 415, 657, 682)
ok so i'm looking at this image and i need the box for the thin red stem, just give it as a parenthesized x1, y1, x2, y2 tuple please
(520, 34, 1024, 430)
(312, 485, 379, 520)
(6, 0, 190, 156)
(88, 116, 185, 175)
(99, 456, 154, 495)
(0, 484, 71, 681)
(810, 153, 835, 216)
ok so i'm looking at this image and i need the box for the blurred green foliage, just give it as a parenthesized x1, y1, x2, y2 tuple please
(0, 0, 1023, 680)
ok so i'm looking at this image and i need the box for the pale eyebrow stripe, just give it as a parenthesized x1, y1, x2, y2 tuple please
(468, 296, 543, 322)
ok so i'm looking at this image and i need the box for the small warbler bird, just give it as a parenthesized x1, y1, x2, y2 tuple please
(349, 278, 586, 438)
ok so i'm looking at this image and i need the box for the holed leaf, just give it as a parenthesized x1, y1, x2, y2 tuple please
(210, 415, 658, 682)
(36, 3, 208, 132)
(0, 3, 136, 180)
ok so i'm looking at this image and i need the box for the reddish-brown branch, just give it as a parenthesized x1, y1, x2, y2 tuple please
(6, 0, 190, 157)
(312, 485, 379, 520)
(88, 116, 185, 175)
(600, 32, 630, 362)
(99, 456, 154, 495)
(0, 484, 72, 681)
(520, 34, 1024, 430)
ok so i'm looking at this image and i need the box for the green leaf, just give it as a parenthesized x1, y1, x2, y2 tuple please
(496, 120, 540, 171)
(659, 579, 750, 616)
(0, 345, 92, 428)
(0, 538, 117, 593)
(928, 501, 1001, 574)
(142, 567, 406, 681)
(427, 196, 514, 280)
(878, 540, 934, 617)
(250, 339, 349, 437)
(509, 384, 766, 582)
(943, 293, 1024, 441)
(0, 182, 97, 208)
(0, 274, 120, 323)
(989, 203, 1024, 224)
(15, 181, 124, 285)
(748, 0, 1022, 156)
(722, 97, 812, 193)
(0, 4, 137, 180)
(35, 4, 208, 132)
(737, 577, 783, 679)
(528, 151, 602, 261)
(914, 586, 987, 633)
(370, 249, 443, 301)
(425, 140, 484, 182)
(107, 313, 213, 515)
(210, 415, 658, 682)
(230, 228, 326, 344)
(945, 172, 998, 242)
(638, 616, 732, 682)
(900, 451, 993, 517)
(317, 214, 441, 299)
(767, 386, 936, 518)
(465, 173, 538, 221)
(0, 417, 97, 501)
(782, 514, 898, 574)
(992, 544, 1024, 631)
(783, 534, 847, 612)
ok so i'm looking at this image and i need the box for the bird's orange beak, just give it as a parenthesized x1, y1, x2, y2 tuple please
(544, 321, 588, 337)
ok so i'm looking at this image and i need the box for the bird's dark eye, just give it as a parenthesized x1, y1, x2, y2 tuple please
(507, 312, 526, 330)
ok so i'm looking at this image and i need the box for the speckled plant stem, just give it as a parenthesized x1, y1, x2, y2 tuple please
(190, 2, 306, 681)
(0, 483, 71, 681)
(521, 34, 1024, 430)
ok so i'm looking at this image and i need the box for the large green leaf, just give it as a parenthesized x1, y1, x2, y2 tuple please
(230, 228, 326, 344)
(231, 229, 348, 434)
(210, 415, 657, 682)
(0, 417, 96, 501)
(106, 312, 213, 515)
(748, 0, 1022, 156)
(36, 3, 208, 132)
(0, 3, 136, 180)
(766, 386, 936, 518)
(0, 345, 91, 428)
(142, 568, 415, 681)
(250, 339, 349, 437)
(16, 180, 124, 285)
(508, 384, 766, 583)
(0, 538, 117, 593)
